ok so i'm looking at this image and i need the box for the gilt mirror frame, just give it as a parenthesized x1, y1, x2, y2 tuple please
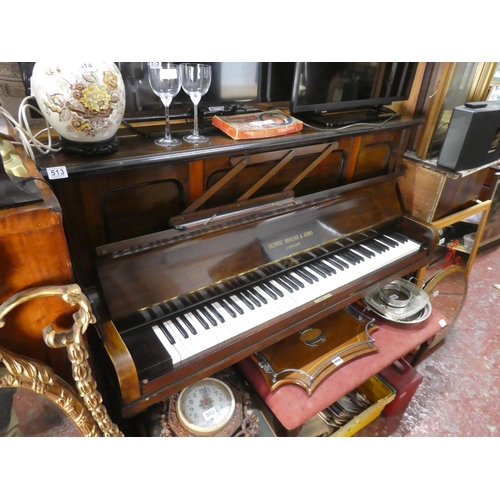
(0, 284, 123, 437)
(0, 350, 100, 437)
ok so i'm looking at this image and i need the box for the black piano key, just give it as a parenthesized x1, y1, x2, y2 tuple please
(346, 250, 362, 263)
(244, 290, 262, 307)
(171, 318, 189, 339)
(384, 234, 402, 246)
(200, 306, 218, 326)
(377, 235, 398, 248)
(299, 267, 319, 282)
(351, 249, 364, 262)
(339, 252, 357, 265)
(280, 275, 299, 291)
(308, 263, 327, 278)
(237, 292, 255, 310)
(354, 245, 375, 258)
(260, 283, 278, 300)
(266, 280, 285, 297)
(251, 287, 268, 303)
(192, 310, 209, 330)
(246, 288, 267, 307)
(226, 296, 244, 315)
(220, 299, 237, 318)
(286, 273, 305, 288)
(326, 256, 345, 271)
(389, 231, 408, 243)
(207, 303, 225, 323)
(158, 322, 176, 344)
(275, 276, 294, 293)
(180, 315, 197, 335)
(364, 240, 385, 253)
(374, 240, 391, 252)
(295, 268, 315, 284)
(329, 255, 348, 269)
(316, 261, 335, 275)
(373, 238, 392, 250)
(323, 258, 338, 274)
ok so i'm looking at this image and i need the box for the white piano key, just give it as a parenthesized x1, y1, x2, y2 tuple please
(152, 325, 182, 366)
(183, 311, 219, 349)
(210, 301, 245, 338)
(164, 319, 205, 359)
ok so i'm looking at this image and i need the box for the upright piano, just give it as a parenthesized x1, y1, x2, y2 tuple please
(91, 173, 439, 419)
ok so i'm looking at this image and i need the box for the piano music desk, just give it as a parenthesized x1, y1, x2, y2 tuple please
(238, 308, 448, 434)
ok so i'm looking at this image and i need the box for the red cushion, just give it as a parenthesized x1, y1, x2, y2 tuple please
(238, 309, 448, 430)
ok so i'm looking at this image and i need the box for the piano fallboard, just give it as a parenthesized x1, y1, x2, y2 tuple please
(92, 174, 439, 418)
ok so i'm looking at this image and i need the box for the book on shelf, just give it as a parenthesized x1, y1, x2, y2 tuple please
(212, 110, 303, 140)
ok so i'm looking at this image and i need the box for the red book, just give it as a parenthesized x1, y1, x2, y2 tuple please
(212, 110, 303, 140)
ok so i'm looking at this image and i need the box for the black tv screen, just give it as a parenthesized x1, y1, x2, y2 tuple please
(290, 62, 418, 115)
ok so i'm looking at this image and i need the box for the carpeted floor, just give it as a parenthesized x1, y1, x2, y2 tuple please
(355, 243, 500, 437)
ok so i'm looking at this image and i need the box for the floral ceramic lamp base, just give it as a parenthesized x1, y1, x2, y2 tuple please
(31, 62, 126, 156)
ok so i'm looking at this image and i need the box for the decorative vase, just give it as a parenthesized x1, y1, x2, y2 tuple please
(31, 62, 126, 155)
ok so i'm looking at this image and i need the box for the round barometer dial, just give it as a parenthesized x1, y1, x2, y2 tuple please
(176, 377, 236, 436)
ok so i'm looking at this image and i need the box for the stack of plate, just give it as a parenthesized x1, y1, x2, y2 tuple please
(363, 278, 432, 324)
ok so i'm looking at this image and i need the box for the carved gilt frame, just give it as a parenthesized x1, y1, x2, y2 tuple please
(0, 284, 123, 437)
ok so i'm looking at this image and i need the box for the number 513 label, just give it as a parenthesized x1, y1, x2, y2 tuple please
(46, 166, 68, 179)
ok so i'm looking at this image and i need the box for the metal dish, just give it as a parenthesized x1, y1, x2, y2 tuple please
(364, 278, 431, 323)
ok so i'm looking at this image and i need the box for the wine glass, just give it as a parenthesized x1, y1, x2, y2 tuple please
(180, 63, 212, 143)
(117, 62, 147, 111)
(148, 62, 182, 147)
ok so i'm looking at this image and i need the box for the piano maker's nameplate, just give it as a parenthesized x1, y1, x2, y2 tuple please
(262, 221, 322, 261)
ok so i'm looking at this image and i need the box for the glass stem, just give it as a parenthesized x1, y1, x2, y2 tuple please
(193, 104, 199, 138)
(164, 105, 171, 141)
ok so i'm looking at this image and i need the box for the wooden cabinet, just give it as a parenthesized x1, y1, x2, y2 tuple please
(398, 153, 491, 222)
(398, 153, 493, 282)
(0, 147, 76, 383)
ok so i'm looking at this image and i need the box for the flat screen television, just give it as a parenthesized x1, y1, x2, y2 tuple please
(290, 62, 418, 127)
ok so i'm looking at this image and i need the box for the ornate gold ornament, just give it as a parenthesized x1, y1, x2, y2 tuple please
(0, 284, 123, 437)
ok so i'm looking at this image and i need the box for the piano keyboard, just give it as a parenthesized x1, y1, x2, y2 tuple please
(121, 230, 422, 373)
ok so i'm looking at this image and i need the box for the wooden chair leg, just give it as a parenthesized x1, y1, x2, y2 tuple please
(410, 341, 430, 366)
